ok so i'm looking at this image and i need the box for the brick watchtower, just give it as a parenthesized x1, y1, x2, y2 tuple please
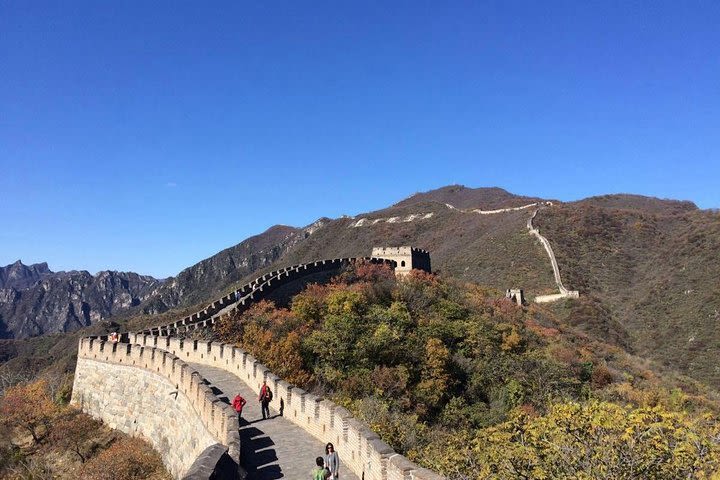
(371, 246, 431, 276)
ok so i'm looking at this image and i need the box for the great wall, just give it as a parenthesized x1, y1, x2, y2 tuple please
(71, 206, 580, 479)
(526, 208, 580, 302)
(72, 249, 444, 480)
(442, 201, 580, 303)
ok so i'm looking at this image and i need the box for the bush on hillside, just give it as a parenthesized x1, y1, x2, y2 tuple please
(215, 263, 720, 479)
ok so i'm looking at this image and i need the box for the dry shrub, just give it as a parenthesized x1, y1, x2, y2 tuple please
(524, 317, 560, 338)
(591, 364, 615, 388)
(0, 378, 57, 444)
(80, 437, 169, 480)
(49, 408, 103, 462)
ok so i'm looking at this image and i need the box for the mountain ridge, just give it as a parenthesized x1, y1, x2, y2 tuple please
(0, 263, 161, 339)
(2, 185, 719, 394)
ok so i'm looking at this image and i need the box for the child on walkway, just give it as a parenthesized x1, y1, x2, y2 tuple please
(312, 456, 330, 480)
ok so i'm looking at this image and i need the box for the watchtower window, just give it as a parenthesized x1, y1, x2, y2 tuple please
(401, 261, 406, 267)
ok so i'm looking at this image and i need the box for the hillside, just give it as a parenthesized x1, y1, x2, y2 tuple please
(138, 224, 306, 314)
(393, 184, 544, 210)
(536, 199, 720, 387)
(254, 200, 556, 297)
(213, 263, 720, 479)
(3, 185, 719, 395)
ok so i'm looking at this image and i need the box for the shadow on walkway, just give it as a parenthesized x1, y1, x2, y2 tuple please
(239, 419, 283, 480)
(247, 414, 282, 425)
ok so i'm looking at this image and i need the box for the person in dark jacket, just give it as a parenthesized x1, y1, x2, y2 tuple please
(258, 381, 272, 420)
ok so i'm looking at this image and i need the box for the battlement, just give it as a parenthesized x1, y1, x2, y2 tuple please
(130, 333, 443, 480)
(71, 338, 240, 479)
(371, 246, 431, 276)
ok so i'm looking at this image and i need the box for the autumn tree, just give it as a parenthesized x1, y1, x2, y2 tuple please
(80, 437, 169, 480)
(49, 408, 102, 462)
(268, 331, 312, 386)
(0, 379, 57, 443)
(415, 338, 452, 413)
(474, 401, 720, 479)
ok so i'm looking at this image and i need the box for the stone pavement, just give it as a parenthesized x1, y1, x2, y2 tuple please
(189, 363, 359, 480)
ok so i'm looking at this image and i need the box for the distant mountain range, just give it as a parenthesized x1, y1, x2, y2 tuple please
(0, 261, 161, 338)
(2, 185, 719, 390)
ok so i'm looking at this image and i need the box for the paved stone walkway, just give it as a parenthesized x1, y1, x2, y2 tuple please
(189, 363, 359, 480)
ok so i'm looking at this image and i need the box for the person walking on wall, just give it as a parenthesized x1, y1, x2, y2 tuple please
(325, 443, 340, 479)
(311, 456, 330, 480)
(259, 380, 273, 420)
(232, 393, 246, 422)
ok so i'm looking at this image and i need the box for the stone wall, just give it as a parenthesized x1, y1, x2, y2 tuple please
(71, 338, 240, 479)
(131, 334, 444, 480)
(143, 257, 395, 337)
(527, 209, 580, 302)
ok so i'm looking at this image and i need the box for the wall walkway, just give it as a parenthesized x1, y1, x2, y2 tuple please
(134, 333, 443, 480)
(188, 362, 360, 480)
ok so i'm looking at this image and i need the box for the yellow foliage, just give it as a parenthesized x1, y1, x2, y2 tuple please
(472, 400, 720, 479)
(268, 332, 313, 386)
(415, 338, 451, 409)
(500, 326, 522, 352)
(326, 290, 366, 317)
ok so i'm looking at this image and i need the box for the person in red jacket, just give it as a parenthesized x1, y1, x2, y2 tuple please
(232, 394, 247, 421)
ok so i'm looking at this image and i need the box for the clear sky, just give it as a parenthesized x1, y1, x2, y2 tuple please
(1, 1, 719, 277)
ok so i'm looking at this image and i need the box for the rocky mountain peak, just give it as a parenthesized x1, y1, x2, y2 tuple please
(0, 260, 54, 290)
(0, 265, 160, 339)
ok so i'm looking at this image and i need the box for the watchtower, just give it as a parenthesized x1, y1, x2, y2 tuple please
(505, 288, 525, 306)
(371, 246, 431, 276)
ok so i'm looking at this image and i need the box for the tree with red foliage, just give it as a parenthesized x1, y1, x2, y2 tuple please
(0, 378, 56, 444)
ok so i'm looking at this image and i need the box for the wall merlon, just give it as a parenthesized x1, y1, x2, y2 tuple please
(276, 380, 293, 406)
(255, 365, 269, 381)
(333, 405, 352, 419)
(368, 437, 394, 456)
(389, 455, 414, 472)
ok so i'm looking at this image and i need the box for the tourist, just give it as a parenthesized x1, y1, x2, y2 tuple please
(232, 393, 246, 421)
(258, 380, 273, 420)
(324, 442, 340, 479)
(311, 456, 330, 480)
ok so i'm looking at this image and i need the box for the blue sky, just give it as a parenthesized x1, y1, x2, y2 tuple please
(1, 1, 719, 277)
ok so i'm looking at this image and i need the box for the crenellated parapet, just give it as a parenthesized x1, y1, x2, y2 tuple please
(72, 336, 240, 479)
(132, 333, 443, 480)
(142, 257, 397, 337)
